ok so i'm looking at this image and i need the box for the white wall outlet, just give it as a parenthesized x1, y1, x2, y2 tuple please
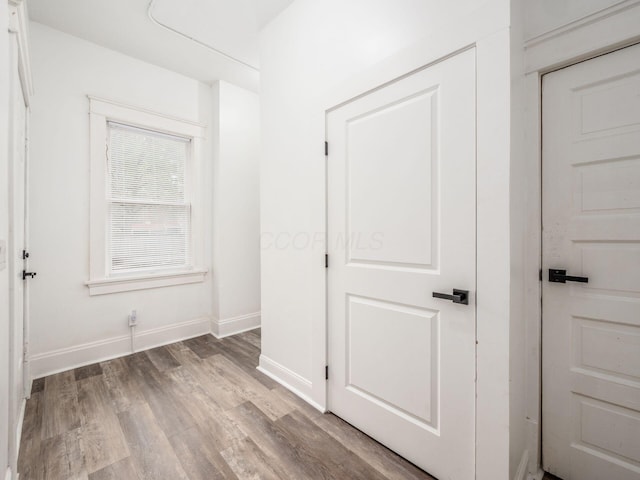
(0, 240, 6, 271)
(128, 309, 137, 327)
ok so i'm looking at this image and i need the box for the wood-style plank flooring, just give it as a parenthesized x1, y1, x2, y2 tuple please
(18, 329, 435, 480)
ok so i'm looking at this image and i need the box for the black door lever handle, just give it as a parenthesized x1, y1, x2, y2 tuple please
(22, 270, 37, 280)
(549, 269, 588, 283)
(432, 289, 469, 305)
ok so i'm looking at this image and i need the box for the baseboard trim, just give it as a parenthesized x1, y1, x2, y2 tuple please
(257, 354, 324, 413)
(5, 467, 11, 480)
(211, 311, 260, 339)
(514, 449, 529, 480)
(30, 316, 211, 378)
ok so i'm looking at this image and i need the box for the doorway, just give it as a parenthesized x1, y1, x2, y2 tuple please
(542, 43, 640, 480)
(7, 27, 31, 477)
(326, 48, 477, 480)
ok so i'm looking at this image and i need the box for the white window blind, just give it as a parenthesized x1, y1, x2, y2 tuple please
(107, 122, 191, 274)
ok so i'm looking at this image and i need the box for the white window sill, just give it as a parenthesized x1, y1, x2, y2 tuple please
(86, 269, 208, 296)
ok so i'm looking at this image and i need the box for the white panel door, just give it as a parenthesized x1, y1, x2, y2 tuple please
(542, 43, 640, 480)
(327, 48, 476, 480)
(8, 34, 28, 477)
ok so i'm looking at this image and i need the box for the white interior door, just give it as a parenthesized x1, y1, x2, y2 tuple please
(327, 48, 476, 480)
(8, 34, 28, 476)
(542, 43, 640, 480)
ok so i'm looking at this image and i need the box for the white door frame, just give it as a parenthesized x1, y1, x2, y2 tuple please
(8, 0, 33, 395)
(7, 1, 33, 477)
(524, 2, 640, 478)
(308, 6, 514, 478)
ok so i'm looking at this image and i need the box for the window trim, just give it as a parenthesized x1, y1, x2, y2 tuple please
(87, 96, 207, 296)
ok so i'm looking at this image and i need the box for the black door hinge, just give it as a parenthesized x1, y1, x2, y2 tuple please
(324, 141, 328, 156)
(325, 254, 328, 268)
(539, 269, 542, 281)
(22, 250, 29, 260)
(325, 365, 329, 380)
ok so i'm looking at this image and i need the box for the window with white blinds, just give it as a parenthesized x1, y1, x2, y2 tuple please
(88, 98, 206, 295)
(107, 122, 192, 274)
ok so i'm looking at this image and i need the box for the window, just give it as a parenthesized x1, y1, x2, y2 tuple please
(108, 123, 190, 273)
(87, 97, 207, 295)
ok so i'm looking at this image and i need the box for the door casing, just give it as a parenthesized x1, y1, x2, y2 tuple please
(7, 41, 27, 479)
(6, 2, 33, 478)
(540, 41, 640, 479)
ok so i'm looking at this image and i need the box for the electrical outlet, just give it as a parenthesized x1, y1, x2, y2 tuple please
(0, 240, 6, 271)
(128, 309, 137, 327)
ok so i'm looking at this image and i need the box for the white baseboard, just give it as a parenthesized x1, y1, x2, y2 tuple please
(5, 467, 11, 480)
(257, 354, 324, 413)
(514, 449, 529, 480)
(30, 317, 211, 378)
(211, 311, 260, 339)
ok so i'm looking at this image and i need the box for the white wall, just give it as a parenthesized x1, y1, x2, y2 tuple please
(27, 22, 215, 375)
(211, 80, 261, 336)
(260, 0, 508, 387)
(1, 2, 11, 477)
(259, 1, 522, 479)
(509, 0, 533, 478)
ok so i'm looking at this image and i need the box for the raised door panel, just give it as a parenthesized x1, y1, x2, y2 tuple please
(346, 296, 439, 429)
(346, 88, 438, 268)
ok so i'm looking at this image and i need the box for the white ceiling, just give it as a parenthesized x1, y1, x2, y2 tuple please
(27, 0, 294, 91)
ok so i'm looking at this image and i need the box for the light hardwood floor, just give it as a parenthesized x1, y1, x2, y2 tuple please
(18, 329, 436, 480)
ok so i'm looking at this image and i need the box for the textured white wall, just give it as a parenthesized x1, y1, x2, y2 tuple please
(28, 22, 214, 359)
